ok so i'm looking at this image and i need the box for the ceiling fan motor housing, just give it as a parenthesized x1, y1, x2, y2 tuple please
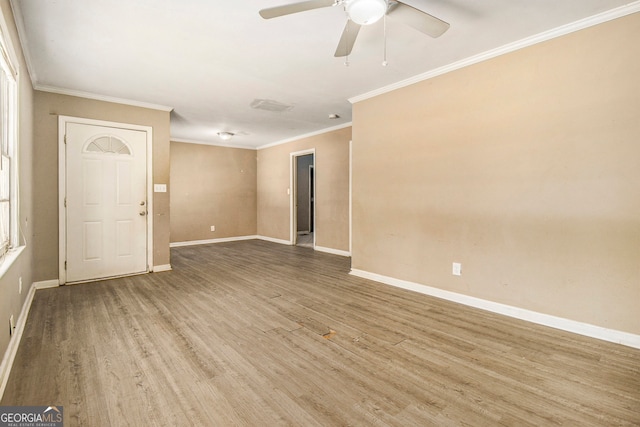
(346, 0, 387, 25)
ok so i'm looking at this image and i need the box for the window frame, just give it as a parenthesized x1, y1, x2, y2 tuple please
(0, 9, 21, 271)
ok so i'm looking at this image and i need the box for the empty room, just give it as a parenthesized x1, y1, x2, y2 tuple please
(0, 0, 639, 425)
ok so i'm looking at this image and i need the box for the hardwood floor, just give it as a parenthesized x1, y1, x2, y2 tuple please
(3, 240, 639, 426)
(296, 232, 313, 248)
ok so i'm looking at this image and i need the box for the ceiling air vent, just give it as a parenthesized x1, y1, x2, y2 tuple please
(250, 99, 293, 112)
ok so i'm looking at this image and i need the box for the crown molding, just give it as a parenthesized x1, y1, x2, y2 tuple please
(171, 137, 258, 150)
(13, 0, 169, 113)
(34, 84, 173, 112)
(8, 0, 37, 84)
(257, 122, 352, 150)
(350, 2, 640, 104)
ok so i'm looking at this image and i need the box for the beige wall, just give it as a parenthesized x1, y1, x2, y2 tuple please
(0, 0, 35, 371)
(170, 142, 257, 242)
(352, 14, 640, 334)
(33, 91, 171, 281)
(257, 127, 351, 252)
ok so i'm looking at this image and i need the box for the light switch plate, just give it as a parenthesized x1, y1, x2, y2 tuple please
(154, 184, 167, 193)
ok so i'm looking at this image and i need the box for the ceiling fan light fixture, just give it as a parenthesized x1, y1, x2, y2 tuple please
(217, 131, 235, 141)
(346, 0, 387, 25)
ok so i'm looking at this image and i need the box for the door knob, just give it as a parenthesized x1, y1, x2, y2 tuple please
(139, 211, 147, 216)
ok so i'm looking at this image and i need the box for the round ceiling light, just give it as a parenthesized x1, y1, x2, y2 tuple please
(217, 132, 235, 141)
(346, 0, 387, 26)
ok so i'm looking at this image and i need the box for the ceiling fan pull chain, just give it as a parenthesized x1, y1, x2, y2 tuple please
(382, 11, 388, 66)
(345, 17, 351, 66)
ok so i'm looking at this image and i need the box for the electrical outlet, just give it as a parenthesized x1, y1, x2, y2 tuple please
(18, 277, 22, 294)
(210, 225, 216, 232)
(452, 262, 462, 276)
(9, 315, 15, 336)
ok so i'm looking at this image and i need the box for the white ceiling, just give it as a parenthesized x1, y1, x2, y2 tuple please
(11, 0, 637, 149)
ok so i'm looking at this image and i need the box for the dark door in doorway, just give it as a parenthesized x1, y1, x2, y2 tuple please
(296, 154, 314, 247)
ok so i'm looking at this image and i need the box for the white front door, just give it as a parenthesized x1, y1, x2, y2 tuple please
(65, 122, 148, 283)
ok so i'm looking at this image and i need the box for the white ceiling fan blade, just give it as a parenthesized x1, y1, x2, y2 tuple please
(334, 20, 362, 57)
(387, 2, 450, 38)
(259, 0, 335, 19)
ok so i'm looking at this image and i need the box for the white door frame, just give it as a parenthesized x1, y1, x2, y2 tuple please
(58, 116, 154, 285)
(308, 164, 314, 233)
(349, 140, 352, 255)
(289, 148, 315, 245)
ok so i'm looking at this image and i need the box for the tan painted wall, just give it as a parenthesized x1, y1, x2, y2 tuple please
(0, 0, 35, 370)
(33, 91, 171, 281)
(170, 142, 257, 242)
(257, 127, 351, 252)
(352, 14, 640, 334)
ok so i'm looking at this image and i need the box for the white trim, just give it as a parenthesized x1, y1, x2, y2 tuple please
(36, 84, 173, 112)
(172, 235, 299, 247)
(0, 281, 36, 400)
(8, 1, 36, 83)
(0, 10, 21, 270)
(1, 1, 21, 76)
(58, 116, 154, 284)
(170, 235, 351, 257)
(349, 2, 640, 104)
(348, 140, 353, 255)
(257, 122, 352, 150)
(12, 0, 175, 113)
(171, 137, 257, 150)
(57, 122, 66, 283)
(350, 268, 640, 350)
(315, 246, 351, 257)
(152, 264, 172, 272)
(308, 164, 314, 243)
(257, 235, 292, 246)
(0, 246, 24, 280)
(34, 279, 59, 289)
(170, 235, 259, 247)
(146, 127, 155, 274)
(289, 149, 315, 246)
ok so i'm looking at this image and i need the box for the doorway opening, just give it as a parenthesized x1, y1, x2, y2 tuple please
(291, 151, 315, 248)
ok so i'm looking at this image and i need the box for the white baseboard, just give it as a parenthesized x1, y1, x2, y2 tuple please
(257, 235, 292, 246)
(34, 279, 59, 289)
(315, 246, 351, 257)
(170, 235, 259, 248)
(170, 236, 351, 259)
(0, 282, 37, 400)
(153, 264, 172, 272)
(350, 268, 640, 350)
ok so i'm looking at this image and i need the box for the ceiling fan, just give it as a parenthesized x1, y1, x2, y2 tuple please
(259, 0, 450, 58)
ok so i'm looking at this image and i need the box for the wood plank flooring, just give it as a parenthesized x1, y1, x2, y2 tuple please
(2, 240, 639, 426)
